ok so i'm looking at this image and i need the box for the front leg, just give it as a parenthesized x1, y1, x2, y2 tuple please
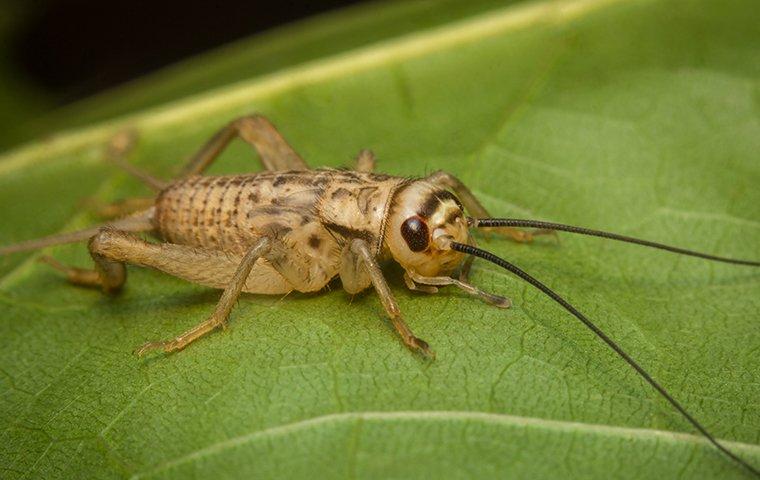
(405, 270, 511, 308)
(345, 239, 433, 358)
(403, 272, 437, 294)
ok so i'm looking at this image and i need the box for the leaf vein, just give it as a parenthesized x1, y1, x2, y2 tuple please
(131, 410, 760, 479)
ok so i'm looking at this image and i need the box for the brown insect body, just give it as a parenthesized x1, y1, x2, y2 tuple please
(153, 169, 399, 293)
(152, 168, 466, 294)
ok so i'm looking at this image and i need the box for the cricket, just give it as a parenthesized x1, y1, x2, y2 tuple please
(1, 114, 758, 476)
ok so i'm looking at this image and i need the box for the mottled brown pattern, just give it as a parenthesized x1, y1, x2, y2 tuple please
(154, 169, 408, 293)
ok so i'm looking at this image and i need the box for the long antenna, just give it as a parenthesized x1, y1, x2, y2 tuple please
(0, 208, 155, 256)
(449, 241, 760, 477)
(471, 218, 760, 266)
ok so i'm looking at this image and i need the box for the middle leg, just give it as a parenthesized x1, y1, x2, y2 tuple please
(136, 237, 272, 355)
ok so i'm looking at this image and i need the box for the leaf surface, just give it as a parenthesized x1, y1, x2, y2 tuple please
(0, 0, 759, 478)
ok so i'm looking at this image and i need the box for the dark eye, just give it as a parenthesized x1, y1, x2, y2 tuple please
(400, 216, 429, 252)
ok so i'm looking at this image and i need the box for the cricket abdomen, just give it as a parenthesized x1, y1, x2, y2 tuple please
(155, 174, 263, 254)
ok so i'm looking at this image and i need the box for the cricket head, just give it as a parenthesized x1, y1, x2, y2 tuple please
(385, 181, 469, 276)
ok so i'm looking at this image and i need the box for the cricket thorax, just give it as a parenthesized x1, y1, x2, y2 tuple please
(316, 170, 408, 255)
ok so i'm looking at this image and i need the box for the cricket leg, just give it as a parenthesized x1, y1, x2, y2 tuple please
(134, 237, 273, 355)
(105, 130, 168, 191)
(179, 114, 309, 177)
(402, 272, 437, 294)
(85, 230, 266, 291)
(426, 170, 554, 243)
(42, 228, 272, 353)
(262, 238, 335, 293)
(405, 270, 511, 308)
(348, 238, 433, 358)
(37, 231, 131, 294)
(38, 255, 121, 291)
(84, 197, 156, 220)
(354, 149, 376, 172)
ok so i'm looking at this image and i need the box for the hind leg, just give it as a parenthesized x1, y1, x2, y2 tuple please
(38, 231, 132, 294)
(56, 229, 275, 354)
(39, 228, 260, 296)
(135, 237, 273, 355)
(104, 115, 308, 189)
(86, 230, 335, 354)
(179, 114, 309, 176)
(39, 255, 123, 293)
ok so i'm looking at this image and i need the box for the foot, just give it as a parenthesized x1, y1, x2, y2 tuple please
(38, 255, 102, 288)
(406, 336, 435, 359)
(134, 339, 180, 357)
(481, 291, 512, 308)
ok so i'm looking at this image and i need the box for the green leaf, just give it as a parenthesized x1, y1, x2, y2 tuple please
(1, 0, 759, 478)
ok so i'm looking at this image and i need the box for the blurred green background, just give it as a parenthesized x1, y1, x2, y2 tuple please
(0, 0, 524, 152)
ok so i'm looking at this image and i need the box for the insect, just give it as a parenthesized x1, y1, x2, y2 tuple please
(1, 114, 758, 476)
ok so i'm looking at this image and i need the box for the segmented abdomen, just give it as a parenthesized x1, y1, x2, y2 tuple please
(154, 175, 269, 254)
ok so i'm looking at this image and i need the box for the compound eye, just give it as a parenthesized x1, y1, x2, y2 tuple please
(400, 216, 429, 252)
